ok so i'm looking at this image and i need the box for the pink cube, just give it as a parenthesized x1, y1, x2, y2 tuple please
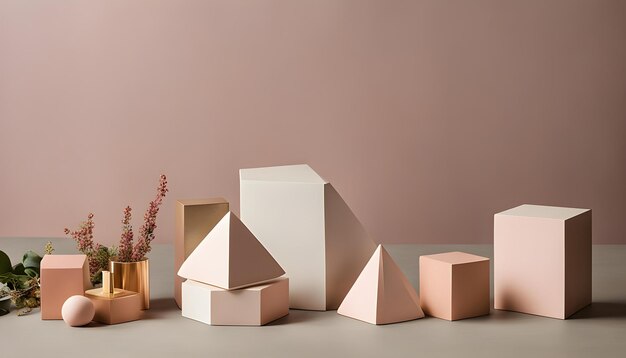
(40, 255, 91, 320)
(419, 252, 490, 321)
(494, 204, 591, 319)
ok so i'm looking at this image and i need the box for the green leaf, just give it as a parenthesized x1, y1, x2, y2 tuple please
(0, 272, 30, 290)
(0, 251, 11, 275)
(22, 250, 42, 270)
(12, 263, 25, 275)
(24, 268, 38, 278)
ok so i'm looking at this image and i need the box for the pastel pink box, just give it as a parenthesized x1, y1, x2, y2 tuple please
(419, 252, 490, 321)
(40, 254, 91, 320)
(182, 277, 289, 326)
(494, 204, 591, 319)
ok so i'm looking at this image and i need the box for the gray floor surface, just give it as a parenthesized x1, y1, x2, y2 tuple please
(1, 238, 624, 357)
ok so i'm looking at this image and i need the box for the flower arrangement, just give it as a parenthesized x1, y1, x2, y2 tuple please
(0, 242, 54, 316)
(64, 175, 168, 285)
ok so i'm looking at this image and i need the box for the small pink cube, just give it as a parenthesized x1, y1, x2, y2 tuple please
(419, 252, 490, 321)
(40, 254, 91, 320)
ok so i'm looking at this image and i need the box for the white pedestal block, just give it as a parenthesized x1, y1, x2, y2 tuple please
(240, 164, 376, 310)
(182, 277, 289, 326)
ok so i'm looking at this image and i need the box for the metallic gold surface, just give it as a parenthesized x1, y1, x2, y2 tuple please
(110, 259, 150, 309)
(102, 270, 114, 295)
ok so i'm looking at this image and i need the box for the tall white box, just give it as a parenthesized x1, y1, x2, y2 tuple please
(240, 164, 376, 310)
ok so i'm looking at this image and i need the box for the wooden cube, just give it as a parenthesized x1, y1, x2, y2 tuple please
(494, 204, 591, 319)
(419, 252, 490, 321)
(40, 255, 91, 320)
(182, 277, 289, 326)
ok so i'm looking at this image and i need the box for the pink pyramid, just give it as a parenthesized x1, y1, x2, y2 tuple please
(177, 212, 285, 290)
(337, 245, 425, 325)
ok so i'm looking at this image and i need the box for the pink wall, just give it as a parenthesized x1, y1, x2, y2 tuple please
(1, 1, 625, 245)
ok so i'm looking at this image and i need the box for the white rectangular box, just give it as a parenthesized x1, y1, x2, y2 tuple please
(240, 164, 376, 310)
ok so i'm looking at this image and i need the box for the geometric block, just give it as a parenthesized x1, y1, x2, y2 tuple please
(175, 198, 229, 308)
(182, 277, 289, 326)
(84, 271, 143, 325)
(338, 245, 425, 325)
(419, 252, 490, 321)
(240, 164, 377, 310)
(177, 212, 285, 290)
(40, 254, 91, 320)
(494, 204, 592, 319)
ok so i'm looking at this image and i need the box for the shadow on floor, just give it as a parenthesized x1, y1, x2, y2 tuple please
(266, 309, 334, 326)
(142, 298, 180, 320)
(569, 301, 626, 319)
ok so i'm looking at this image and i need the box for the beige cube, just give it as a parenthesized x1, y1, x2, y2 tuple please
(494, 204, 591, 319)
(175, 198, 229, 308)
(40, 255, 91, 320)
(182, 277, 289, 326)
(419, 252, 490, 321)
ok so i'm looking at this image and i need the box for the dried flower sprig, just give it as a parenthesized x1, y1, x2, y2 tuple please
(65, 213, 99, 281)
(44, 241, 54, 255)
(131, 175, 168, 261)
(117, 206, 134, 262)
(64, 213, 96, 255)
(64, 214, 116, 284)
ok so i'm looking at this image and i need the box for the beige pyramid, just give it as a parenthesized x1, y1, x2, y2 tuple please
(337, 245, 425, 325)
(177, 211, 285, 290)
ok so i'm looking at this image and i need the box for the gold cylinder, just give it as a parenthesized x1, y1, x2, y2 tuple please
(109, 259, 150, 310)
(102, 270, 114, 295)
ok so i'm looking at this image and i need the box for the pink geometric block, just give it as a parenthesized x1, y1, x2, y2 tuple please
(40, 255, 91, 320)
(178, 212, 285, 290)
(494, 204, 591, 319)
(419, 252, 490, 321)
(182, 277, 289, 326)
(338, 245, 424, 325)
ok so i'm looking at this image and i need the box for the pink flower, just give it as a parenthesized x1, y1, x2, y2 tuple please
(117, 206, 134, 262)
(131, 175, 168, 261)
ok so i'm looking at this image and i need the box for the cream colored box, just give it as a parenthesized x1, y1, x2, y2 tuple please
(240, 164, 376, 310)
(494, 204, 591, 319)
(40, 254, 91, 320)
(175, 198, 229, 308)
(182, 277, 289, 326)
(419, 252, 490, 321)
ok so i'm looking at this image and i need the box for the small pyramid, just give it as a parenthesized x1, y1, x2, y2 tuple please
(177, 211, 285, 290)
(337, 245, 425, 325)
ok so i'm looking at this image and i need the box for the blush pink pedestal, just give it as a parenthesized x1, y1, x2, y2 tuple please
(419, 252, 490, 321)
(40, 255, 91, 320)
(182, 277, 289, 326)
(494, 204, 592, 319)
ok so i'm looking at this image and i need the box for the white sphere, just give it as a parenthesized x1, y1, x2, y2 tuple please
(61, 295, 95, 327)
